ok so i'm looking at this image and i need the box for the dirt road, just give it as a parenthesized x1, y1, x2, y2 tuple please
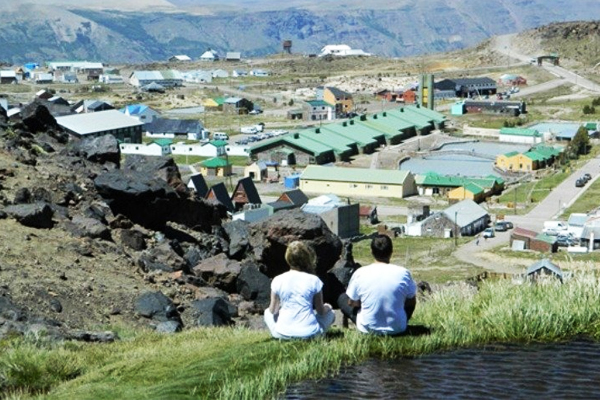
(493, 34, 600, 94)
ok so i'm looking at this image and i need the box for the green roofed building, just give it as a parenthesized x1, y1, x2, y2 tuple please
(499, 127, 543, 145)
(300, 165, 417, 198)
(416, 172, 504, 201)
(199, 157, 232, 177)
(249, 105, 445, 165)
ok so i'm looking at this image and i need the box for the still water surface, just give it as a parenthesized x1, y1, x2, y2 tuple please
(284, 339, 600, 399)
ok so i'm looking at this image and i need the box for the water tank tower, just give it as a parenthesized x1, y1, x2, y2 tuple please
(283, 40, 292, 54)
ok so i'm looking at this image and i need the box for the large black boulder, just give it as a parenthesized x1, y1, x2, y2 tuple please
(236, 261, 271, 309)
(68, 134, 120, 166)
(137, 241, 189, 273)
(19, 103, 60, 133)
(134, 291, 181, 324)
(4, 202, 54, 228)
(223, 219, 250, 260)
(188, 297, 236, 327)
(94, 168, 224, 230)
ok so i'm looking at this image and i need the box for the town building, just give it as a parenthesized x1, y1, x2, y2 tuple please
(301, 194, 360, 239)
(199, 157, 232, 177)
(55, 110, 143, 143)
(129, 70, 183, 88)
(300, 165, 417, 198)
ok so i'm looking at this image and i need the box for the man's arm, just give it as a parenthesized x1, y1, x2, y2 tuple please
(404, 296, 416, 321)
(347, 298, 361, 308)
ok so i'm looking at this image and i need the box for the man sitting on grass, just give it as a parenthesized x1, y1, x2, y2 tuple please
(338, 234, 417, 335)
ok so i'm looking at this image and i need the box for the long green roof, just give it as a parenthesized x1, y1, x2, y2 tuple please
(500, 127, 541, 137)
(418, 172, 500, 189)
(503, 151, 519, 157)
(301, 165, 411, 185)
(403, 105, 446, 124)
(298, 127, 356, 155)
(320, 124, 380, 147)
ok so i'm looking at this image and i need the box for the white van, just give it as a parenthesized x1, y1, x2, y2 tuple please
(213, 132, 229, 141)
(543, 221, 567, 235)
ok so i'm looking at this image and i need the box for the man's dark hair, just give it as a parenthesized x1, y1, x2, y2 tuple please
(371, 234, 393, 262)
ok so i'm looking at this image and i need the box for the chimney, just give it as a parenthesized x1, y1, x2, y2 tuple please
(293, 133, 299, 139)
(315, 128, 320, 133)
(373, 114, 378, 119)
(342, 121, 347, 127)
(350, 119, 354, 125)
(383, 111, 387, 117)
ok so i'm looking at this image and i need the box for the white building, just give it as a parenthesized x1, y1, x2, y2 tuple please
(99, 74, 124, 84)
(120, 141, 172, 156)
(200, 50, 219, 62)
(319, 44, 371, 57)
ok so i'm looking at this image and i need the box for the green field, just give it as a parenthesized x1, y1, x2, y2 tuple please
(3, 267, 599, 399)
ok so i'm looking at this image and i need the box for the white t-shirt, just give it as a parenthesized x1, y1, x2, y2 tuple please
(346, 262, 417, 335)
(271, 270, 323, 338)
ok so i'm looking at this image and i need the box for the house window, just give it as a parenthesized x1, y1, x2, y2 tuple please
(189, 148, 192, 151)
(365, 184, 372, 189)
(380, 185, 388, 190)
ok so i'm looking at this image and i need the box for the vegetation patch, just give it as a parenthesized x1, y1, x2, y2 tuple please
(2, 266, 599, 399)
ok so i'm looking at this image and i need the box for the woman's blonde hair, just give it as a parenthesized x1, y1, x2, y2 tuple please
(285, 241, 317, 273)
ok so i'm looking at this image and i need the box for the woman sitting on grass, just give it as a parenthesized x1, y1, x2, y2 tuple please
(264, 241, 335, 340)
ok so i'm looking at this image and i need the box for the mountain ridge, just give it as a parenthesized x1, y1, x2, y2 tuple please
(1, 1, 599, 64)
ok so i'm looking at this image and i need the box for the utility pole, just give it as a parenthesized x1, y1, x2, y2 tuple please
(514, 185, 517, 215)
(454, 211, 458, 247)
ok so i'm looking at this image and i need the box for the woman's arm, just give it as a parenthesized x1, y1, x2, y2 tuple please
(313, 291, 332, 315)
(268, 291, 280, 315)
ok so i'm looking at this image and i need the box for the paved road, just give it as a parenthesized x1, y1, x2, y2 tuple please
(506, 157, 600, 231)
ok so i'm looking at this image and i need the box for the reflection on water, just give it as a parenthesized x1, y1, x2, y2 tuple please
(284, 339, 600, 399)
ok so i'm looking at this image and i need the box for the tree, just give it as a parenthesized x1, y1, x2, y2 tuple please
(288, 99, 294, 107)
(568, 126, 590, 158)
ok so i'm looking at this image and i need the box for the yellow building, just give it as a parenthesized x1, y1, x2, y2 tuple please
(323, 87, 354, 117)
(299, 165, 417, 198)
(495, 151, 520, 171)
(448, 184, 485, 203)
(199, 157, 232, 177)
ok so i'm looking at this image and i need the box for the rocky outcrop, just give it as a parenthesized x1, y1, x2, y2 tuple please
(68, 134, 121, 166)
(4, 202, 54, 228)
(94, 165, 225, 231)
(248, 208, 343, 279)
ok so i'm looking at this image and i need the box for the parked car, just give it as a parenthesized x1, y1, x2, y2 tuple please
(483, 228, 495, 238)
(494, 222, 508, 232)
(583, 173, 592, 181)
(556, 233, 577, 247)
(576, 178, 586, 187)
(502, 221, 514, 229)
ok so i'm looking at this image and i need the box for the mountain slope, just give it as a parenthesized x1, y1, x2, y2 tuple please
(1, 0, 600, 63)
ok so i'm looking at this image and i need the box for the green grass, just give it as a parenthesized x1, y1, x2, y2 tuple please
(3, 266, 600, 399)
(350, 235, 478, 283)
(563, 176, 600, 215)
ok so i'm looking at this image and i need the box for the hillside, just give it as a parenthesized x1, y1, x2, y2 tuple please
(515, 21, 600, 68)
(1, 1, 600, 63)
